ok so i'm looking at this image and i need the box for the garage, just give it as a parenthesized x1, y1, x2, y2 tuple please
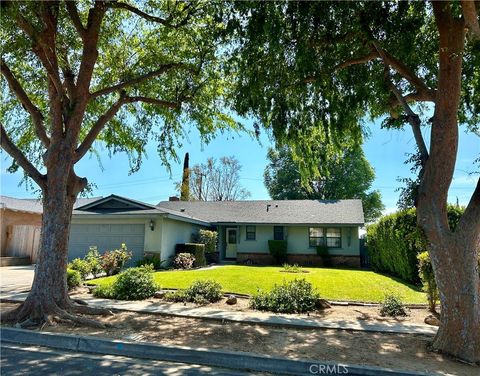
(68, 223, 145, 265)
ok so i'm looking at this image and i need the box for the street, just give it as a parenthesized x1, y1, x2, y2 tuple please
(0, 343, 266, 376)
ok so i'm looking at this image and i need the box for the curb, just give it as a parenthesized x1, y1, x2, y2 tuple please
(0, 295, 437, 336)
(1, 327, 433, 376)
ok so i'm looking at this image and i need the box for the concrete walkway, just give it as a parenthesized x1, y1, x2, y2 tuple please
(1, 291, 437, 336)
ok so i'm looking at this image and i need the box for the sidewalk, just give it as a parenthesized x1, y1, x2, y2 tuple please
(0, 291, 437, 335)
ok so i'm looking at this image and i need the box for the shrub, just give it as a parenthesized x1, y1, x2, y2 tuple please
(68, 258, 92, 280)
(66, 269, 82, 290)
(380, 293, 407, 317)
(282, 263, 304, 273)
(110, 265, 158, 300)
(92, 284, 115, 299)
(251, 278, 322, 313)
(417, 252, 438, 312)
(268, 240, 288, 264)
(136, 253, 165, 270)
(85, 246, 103, 278)
(173, 252, 195, 269)
(316, 245, 332, 267)
(366, 206, 464, 284)
(198, 230, 218, 253)
(184, 243, 206, 267)
(164, 280, 223, 304)
(101, 244, 132, 276)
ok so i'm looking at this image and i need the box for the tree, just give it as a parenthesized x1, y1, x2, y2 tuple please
(0, 1, 237, 326)
(264, 145, 384, 222)
(180, 152, 190, 201)
(228, 1, 480, 362)
(183, 156, 250, 201)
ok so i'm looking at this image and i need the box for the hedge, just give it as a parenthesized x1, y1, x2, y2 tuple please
(366, 206, 464, 284)
(176, 243, 206, 267)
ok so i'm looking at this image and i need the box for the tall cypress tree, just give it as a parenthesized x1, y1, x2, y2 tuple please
(180, 152, 190, 201)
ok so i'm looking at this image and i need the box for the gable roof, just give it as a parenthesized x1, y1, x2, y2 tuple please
(156, 199, 364, 225)
(75, 194, 157, 212)
(0, 195, 102, 214)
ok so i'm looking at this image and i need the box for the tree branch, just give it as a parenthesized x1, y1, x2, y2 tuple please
(457, 177, 480, 235)
(461, 0, 480, 39)
(74, 94, 127, 162)
(74, 93, 181, 163)
(0, 123, 46, 187)
(334, 51, 379, 71)
(0, 59, 50, 147)
(373, 42, 429, 165)
(89, 63, 187, 99)
(65, 1, 87, 39)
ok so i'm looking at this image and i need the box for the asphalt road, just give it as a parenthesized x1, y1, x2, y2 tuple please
(0, 342, 266, 376)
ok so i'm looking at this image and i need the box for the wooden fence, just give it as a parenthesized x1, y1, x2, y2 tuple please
(5, 225, 41, 263)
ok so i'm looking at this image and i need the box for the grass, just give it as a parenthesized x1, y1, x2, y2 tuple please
(89, 265, 426, 304)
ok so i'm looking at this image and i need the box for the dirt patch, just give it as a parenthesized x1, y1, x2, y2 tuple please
(1, 302, 475, 375)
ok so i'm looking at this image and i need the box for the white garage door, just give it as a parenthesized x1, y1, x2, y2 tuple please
(68, 223, 145, 265)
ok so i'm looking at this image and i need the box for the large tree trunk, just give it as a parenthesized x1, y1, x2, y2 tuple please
(2, 154, 111, 327)
(417, 4, 480, 363)
(427, 235, 480, 362)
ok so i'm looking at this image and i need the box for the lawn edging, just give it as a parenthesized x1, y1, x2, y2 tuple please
(0, 327, 430, 376)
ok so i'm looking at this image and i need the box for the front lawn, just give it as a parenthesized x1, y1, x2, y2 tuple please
(89, 266, 426, 304)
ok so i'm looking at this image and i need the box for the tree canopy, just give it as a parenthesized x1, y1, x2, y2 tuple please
(264, 145, 384, 222)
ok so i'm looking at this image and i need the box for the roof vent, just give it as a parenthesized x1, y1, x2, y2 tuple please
(180, 208, 185, 212)
(266, 204, 271, 212)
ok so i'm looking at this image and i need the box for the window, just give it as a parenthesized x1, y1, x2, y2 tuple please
(309, 227, 342, 248)
(326, 228, 341, 248)
(246, 225, 256, 240)
(274, 226, 284, 240)
(309, 227, 325, 247)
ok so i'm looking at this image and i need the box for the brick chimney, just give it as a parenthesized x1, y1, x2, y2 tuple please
(169, 196, 180, 201)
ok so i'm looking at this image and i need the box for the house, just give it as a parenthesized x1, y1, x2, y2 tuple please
(70, 195, 364, 267)
(0, 195, 98, 265)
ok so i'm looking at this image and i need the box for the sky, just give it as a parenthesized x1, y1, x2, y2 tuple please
(1, 117, 479, 214)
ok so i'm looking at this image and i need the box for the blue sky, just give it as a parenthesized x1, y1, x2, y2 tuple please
(1, 117, 478, 214)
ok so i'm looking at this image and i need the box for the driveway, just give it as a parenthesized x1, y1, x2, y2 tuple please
(0, 265, 35, 293)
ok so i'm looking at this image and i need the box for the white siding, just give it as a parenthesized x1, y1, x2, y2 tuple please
(160, 218, 203, 262)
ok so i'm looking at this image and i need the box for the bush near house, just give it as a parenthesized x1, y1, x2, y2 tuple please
(68, 258, 92, 280)
(173, 252, 196, 269)
(251, 278, 322, 313)
(316, 245, 332, 267)
(85, 246, 103, 278)
(94, 265, 158, 300)
(366, 206, 464, 284)
(199, 230, 218, 253)
(67, 269, 82, 290)
(268, 240, 288, 264)
(135, 252, 165, 270)
(164, 279, 223, 304)
(101, 244, 132, 276)
(175, 243, 206, 267)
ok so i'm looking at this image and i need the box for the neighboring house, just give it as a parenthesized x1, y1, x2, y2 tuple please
(69, 195, 364, 267)
(0, 195, 99, 265)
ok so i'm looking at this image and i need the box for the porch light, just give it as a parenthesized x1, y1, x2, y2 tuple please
(149, 220, 155, 231)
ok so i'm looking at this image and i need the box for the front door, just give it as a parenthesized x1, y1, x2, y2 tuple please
(225, 228, 237, 258)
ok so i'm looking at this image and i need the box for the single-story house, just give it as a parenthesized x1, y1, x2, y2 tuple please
(0, 195, 98, 265)
(70, 195, 364, 267)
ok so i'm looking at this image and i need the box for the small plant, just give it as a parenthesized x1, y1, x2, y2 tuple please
(316, 245, 332, 267)
(68, 258, 92, 279)
(417, 251, 438, 313)
(198, 229, 218, 253)
(164, 280, 223, 304)
(85, 246, 103, 278)
(136, 253, 165, 270)
(173, 252, 195, 269)
(101, 244, 132, 276)
(282, 263, 304, 273)
(110, 265, 158, 300)
(93, 284, 115, 299)
(251, 278, 322, 313)
(66, 269, 82, 290)
(268, 240, 288, 264)
(380, 293, 408, 317)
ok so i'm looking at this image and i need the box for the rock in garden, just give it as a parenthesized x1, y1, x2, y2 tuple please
(154, 290, 167, 299)
(317, 299, 331, 309)
(424, 314, 440, 326)
(226, 294, 237, 305)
